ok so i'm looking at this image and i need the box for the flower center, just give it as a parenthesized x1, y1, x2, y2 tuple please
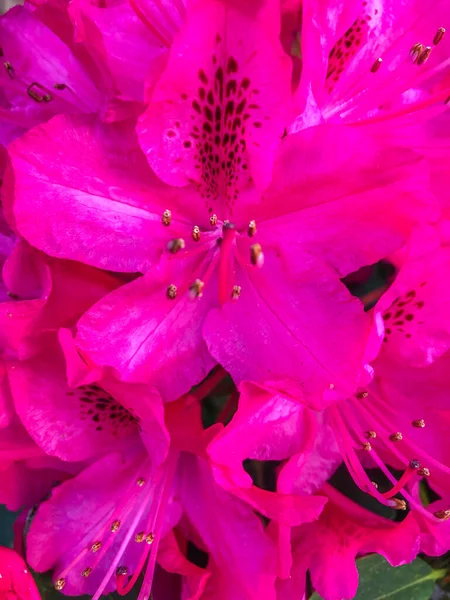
(162, 212, 263, 305)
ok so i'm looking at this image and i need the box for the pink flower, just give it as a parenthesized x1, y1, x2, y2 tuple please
(4, 112, 437, 400)
(21, 362, 315, 600)
(0, 546, 40, 600)
(276, 484, 420, 600)
(291, 0, 450, 211)
(0, 3, 102, 146)
(208, 229, 450, 526)
(292, 0, 450, 131)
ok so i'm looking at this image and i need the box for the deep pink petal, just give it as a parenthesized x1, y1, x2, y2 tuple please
(204, 249, 371, 400)
(0, 546, 41, 600)
(179, 453, 278, 600)
(258, 125, 440, 277)
(4, 114, 181, 272)
(75, 267, 216, 398)
(137, 0, 291, 201)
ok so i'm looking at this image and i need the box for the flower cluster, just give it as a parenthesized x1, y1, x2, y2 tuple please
(1, 0, 450, 599)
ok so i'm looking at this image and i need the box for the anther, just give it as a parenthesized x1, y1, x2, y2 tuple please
(434, 510, 450, 521)
(410, 42, 424, 63)
(362, 442, 372, 451)
(81, 568, 92, 578)
(433, 27, 445, 45)
(418, 467, 430, 477)
(192, 226, 201, 242)
(210, 214, 218, 226)
(412, 419, 425, 428)
(250, 243, 264, 267)
(54, 83, 67, 90)
(417, 46, 432, 65)
(145, 533, 155, 545)
(370, 58, 383, 73)
(55, 578, 66, 591)
(392, 498, 407, 511)
(356, 391, 369, 399)
(116, 567, 128, 576)
(189, 279, 204, 299)
(91, 541, 102, 553)
(389, 432, 403, 442)
(371, 481, 378, 489)
(410, 459, 421, 470)
(167, 238, 185, 253)
(365, 430, 377, 439)
(248, 220, 257, 237)
(111, 520, 121, 532)
(232, 285, 241, 300)
(166, 284, 177, 300)
(137, 477, 146, 487)
(27, 82, 52, 103)
(162, 210, 172, 226)
(4, 62, 14, 78)
(135, 532, 145, 543)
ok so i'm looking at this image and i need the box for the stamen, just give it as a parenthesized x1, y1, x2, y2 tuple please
(232, 285, 241, 300)
(362, 442, 372, 451)
(192, 226, 201, 242)
(54, 578, 66, 591)
(418, 467, 430, 477)
(389, 432, 403, 442)
(248, 220, 257, 237)
(410, 43, 424, 63)
(356, 391, 369, 399)
(166, 285, 177, 300)
(210, 214, 218, 226)
(417, 46, 432, 66)
(91, 541, 102, 553)
(250, 243, 264, 267)
(434, 510, 450, 520)
(410, 459, 420, 469)
(27, 82, 52, 103)
(189, 279, 204, 298)
(145, 533, 155, 545)
(166, 238, 185, 253)
(370, 58, 383, 73)
(365, 430, 377, 439)
(162, 210, 172, 226)
(81, 568, 92, 578)
(137, 478, 146, 487)
(111, 520, 121, 532)
(116, 567, 128, 576)
(371, 481, 378, 489)
(4, 62, 14, 78)
(54, 83, 67, 90)
(433, 27, 445, 45)
(391, 498, 407, 510)
(135, 532, 145, 543)
(412, 419, 425, 428)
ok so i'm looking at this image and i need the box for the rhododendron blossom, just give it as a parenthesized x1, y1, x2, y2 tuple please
(1, 0, 450, 599)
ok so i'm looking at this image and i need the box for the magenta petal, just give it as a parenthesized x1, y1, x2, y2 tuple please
(0, 546, 41, 600)
(137, 0, 291, 193)
(258, 125, 440, 277)
(75, 269, 216, 398)
(204, 250, 371, 400)
(208, 381, 315, 489)
(7, 349, 141, 462)
(179, 453, 278, 600)
(4, 114, 177, 272)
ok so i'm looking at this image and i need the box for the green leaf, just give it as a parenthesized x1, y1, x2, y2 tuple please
(311, 555, 446, 600)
